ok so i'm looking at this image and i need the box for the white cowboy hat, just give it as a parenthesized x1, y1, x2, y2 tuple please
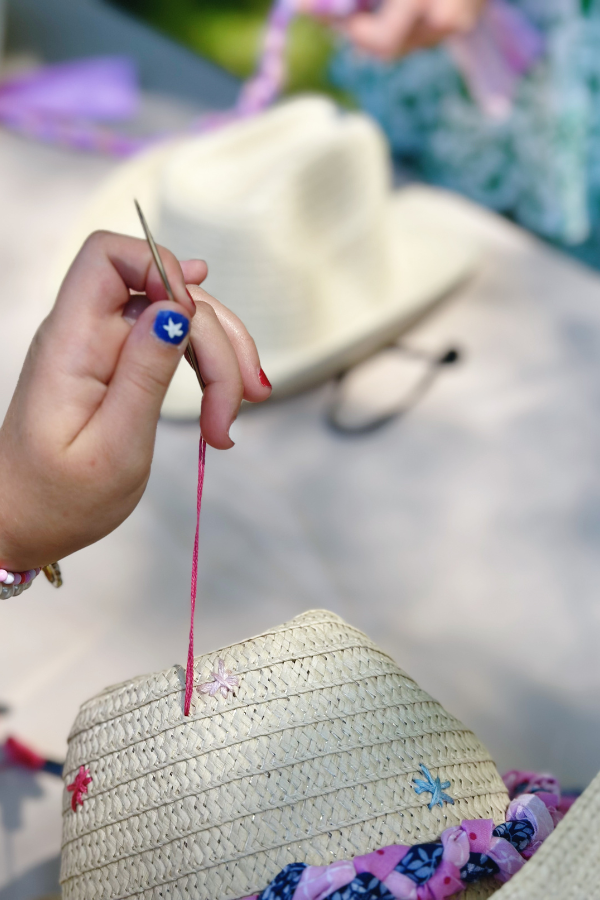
(54, 97, 478, 418)
(59, 609, 599, 900)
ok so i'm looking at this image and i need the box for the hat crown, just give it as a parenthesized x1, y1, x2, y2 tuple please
(157, 98, 394, 355)
(60, 609, 508, 900)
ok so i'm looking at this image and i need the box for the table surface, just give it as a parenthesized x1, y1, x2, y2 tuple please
(2, 116, 600, 898)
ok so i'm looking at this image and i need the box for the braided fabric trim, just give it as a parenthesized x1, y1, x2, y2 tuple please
(239, 772, 580, 900)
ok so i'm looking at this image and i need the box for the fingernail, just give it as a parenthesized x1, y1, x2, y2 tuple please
(153, 310, 189, 345)
(181, 259, 207, 279)
(123, 295, 151, 325)
(259, 368, 272, 389)
(184, 288, 197, 315)
(228, 417, 241, 444)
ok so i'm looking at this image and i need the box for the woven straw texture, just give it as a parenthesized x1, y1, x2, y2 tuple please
(493, 769, 600, 900)
(60, 610, 509, 900)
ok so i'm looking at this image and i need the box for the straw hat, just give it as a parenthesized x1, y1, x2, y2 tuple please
(54, 97, 478, 418)
(60, 609, 523, 900)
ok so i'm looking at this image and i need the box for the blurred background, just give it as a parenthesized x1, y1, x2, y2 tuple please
(2, 1, 600, 898)
(109, 0, 342, 98)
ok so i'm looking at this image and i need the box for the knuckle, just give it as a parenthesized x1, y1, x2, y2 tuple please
(128, 356, 173, 398)
(81, 230, 111, 255)
(195, 299, 219, 321)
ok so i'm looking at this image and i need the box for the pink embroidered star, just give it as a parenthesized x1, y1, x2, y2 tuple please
(198, 658, 239, 698)
(67, 765, 92, 812)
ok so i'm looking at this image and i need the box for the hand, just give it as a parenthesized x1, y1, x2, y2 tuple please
(0, 231, 271, 571)
(305, 0, 486, 60)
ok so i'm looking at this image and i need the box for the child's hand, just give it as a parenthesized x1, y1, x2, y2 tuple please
(303, 0, 486, 60)
(0, 231, 271, 571)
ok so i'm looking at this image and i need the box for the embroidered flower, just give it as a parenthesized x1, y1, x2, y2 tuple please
(67, 765, 92, 811)
(198, 658, 239, 698)
(413, 764, 454, 810)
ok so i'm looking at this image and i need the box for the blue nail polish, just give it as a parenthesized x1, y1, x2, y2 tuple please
(153, 310, 189, 345)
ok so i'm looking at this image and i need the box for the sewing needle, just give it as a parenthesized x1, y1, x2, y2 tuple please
(134, 199, 205, 391)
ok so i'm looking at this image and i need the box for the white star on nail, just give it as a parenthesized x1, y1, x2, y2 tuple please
(163, 317, 184, 340)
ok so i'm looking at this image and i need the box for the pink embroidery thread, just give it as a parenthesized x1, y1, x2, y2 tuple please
(198, 659, 239, 698)
(184, 436, 207, 717)
(67, 765, 92, 811)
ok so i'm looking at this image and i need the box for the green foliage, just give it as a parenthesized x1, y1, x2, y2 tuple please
(111, 0, 349, 98)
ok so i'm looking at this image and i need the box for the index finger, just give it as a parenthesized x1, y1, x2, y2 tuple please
(56, 230, 196, 322)
(47, 230, 196, 386)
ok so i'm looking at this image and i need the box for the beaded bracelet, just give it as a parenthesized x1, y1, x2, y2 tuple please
(0, 562, 63, 599)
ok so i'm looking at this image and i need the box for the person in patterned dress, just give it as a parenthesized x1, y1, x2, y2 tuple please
(327, 0, 600, 266)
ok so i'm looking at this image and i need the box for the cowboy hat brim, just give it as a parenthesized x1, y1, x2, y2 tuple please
(52, 141, 479, 418)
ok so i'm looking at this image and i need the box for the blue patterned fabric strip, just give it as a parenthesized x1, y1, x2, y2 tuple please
(493, 820, 535, 852)
(258, 863, 307, 900)
(460, 853, 501, 883)
(324, 873, 396, 899)
(395, 843, 444, 884)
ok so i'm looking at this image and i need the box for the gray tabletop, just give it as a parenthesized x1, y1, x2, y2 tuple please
(2, 87, 600, 900)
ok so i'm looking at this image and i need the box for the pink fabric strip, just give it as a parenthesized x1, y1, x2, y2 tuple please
(184, 436, 207, 716)
(234, 783, 571, 900)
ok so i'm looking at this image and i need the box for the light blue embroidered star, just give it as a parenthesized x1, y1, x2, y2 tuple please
(163, 317, 184, 340)
(413, 764, 454, 810)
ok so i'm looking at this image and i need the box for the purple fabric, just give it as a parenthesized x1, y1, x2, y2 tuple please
(503, 769, 567, 824)
(295, 861, 356, 900)
(381, 871, 417, 900)
(559, 793, 580, 815)
(416, 859, 462, 900)
(506, 794, 554, 858)
(354, 847, 409, 881)
(487, 836, 526, 883)
(447, 0, 543, 119)
(0, 57, 138, 121)
(440, 827, 469, 869)
(503, 770, 561, 799)
(0, 57, 143, 157)
(309, 0, 372, 12)
(236, 0, 295, 116)
(485, 0, 544, 75)
(462, 819, 494, 855)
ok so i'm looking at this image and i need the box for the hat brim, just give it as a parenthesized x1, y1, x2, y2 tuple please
(491, 769, 600, 899)
(52, 141, 479, 418)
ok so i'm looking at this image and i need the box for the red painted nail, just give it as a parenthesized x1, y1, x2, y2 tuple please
(259, 368, 272, 389)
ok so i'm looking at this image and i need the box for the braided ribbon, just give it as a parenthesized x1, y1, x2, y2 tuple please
(237, 771, 580, 900)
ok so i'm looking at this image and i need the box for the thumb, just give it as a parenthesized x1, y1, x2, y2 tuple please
(96, 300, 191, 451)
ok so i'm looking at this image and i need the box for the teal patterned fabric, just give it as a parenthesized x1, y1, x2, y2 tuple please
(331, 0, 600, 252)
